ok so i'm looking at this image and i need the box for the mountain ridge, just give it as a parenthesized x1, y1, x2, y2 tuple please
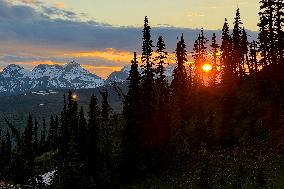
(0, 61, 104, 96)
(0, 61, 179, 96)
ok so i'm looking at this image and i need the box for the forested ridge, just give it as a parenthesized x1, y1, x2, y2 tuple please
(1, 1, 284, 188)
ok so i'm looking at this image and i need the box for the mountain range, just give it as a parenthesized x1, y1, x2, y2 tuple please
(0, 61, 177, 96)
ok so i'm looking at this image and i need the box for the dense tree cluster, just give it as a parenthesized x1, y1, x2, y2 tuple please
(0, 1, 284, 188)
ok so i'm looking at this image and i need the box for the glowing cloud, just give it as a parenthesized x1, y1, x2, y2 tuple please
(55, 2, 65, 9)
(72, 48, 133, 63)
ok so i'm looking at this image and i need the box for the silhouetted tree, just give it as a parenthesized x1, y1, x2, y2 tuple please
(232, 8, 243, 77)
(78, 106, 87, 162)
(248, 41, 259, 74)
(99, 89, 114, 188)
(171, 34, 190, 121)
(192, 29, 209, 86)
(274, 0, 284, 64)
(209, 33, 220, 87)
(23, 114, 35, 179)
(86, 94, 101, 180)
(240, 27, 249, 77)
(40, 117, 47, 154)
(122, 52, 142, 180)
(259, 0, 277, 65)
(221, 18, 235, 89)
(48, 115, 58, 151)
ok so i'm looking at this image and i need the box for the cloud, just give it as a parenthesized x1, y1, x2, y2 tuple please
(187, 12, 205, 17)
(55, 2, 65, 9)
(0, 0, 41, 20)
(0, 0, 258, 78)
(207, 6, 223, 9)
(82, 65, 122, 79)
(71, 48, 134, 63)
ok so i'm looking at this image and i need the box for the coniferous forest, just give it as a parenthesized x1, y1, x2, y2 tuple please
(1, 1, 284, 188)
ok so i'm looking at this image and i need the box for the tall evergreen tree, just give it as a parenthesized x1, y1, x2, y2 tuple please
(23, 114, 35, 179)
(221, 18, 235, 89)
(99, 89, 114, 188)
(154, 36, 171, 147)
(78, 106, 87, 162)
(259, 0, 277, 65)
(274, 0, 284, 64)
(248, 41, 259, 73)
(155, 35, 169, 109)
(209, 33, 220, 87)
(48, 115, 58, 151)
(171, 34, 190, 121)
(122, 52, 143, 180)
(258, 14, 270, 67)
(33, 120, 39, 155)
(1, 130, 12, 180)
(240, 27, 249, 77)
(155, 36, 169, 83)
(40, 117, 47, 154)
(86, 94, 101, 180)
(232, 8, 243, 77)
(192, 29, 209, 86)
(140, 16, 156, 130)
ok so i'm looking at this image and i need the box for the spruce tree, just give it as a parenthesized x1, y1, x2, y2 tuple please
(33, 120, 39, 156)
(240, 27, 249, 77)
(221, 18, 235, 89)
(192, 29, 208, 86)
(171, 34, 190, 122)
(48, 115, 58, 151)
(99, 89, 114, 188)
(232, 8, 243, 77)
(122, 52, 142, 180)
(23, 114, 35, 179)
(1, 130, 12, 180)
(209, 33, 220, 87)
(154, 36, 171, 147)
(258, 14, 270, 67)
(248, 41, 259, 73)
(58, 93, 70, 164)
(140, 16, 156, 128)
(259, 0, 277, 65)
(155, 35, 169, 112)
(155, 36, 169, 83)
(78, 106, 87, 163)
(274, 0, 284, 64)
(86, 94, 101, 179)
(40, 117, 47, 154)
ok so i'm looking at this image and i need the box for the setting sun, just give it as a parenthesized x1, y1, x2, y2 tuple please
(202, 64, 212, 72)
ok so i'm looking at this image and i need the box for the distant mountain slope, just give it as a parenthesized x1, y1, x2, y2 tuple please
(0, 61, 104, 96)
(0, 84, 127, 130)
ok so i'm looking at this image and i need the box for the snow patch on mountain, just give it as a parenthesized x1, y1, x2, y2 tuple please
(42, 170, 56, 186)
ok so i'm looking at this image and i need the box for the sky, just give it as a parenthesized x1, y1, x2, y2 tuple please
(0, 0, 260, 78)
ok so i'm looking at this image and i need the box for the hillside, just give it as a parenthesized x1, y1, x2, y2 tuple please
(0, 84, 126, 130)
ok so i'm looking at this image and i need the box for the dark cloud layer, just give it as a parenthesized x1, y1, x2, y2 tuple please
(0, 0, 257, 52)
(0, 0, 258, 78)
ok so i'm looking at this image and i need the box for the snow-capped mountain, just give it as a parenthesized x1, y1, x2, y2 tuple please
(0, 61, 104, 96)
(0, 61, 181, 96)
(106, 66, 131, 83)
